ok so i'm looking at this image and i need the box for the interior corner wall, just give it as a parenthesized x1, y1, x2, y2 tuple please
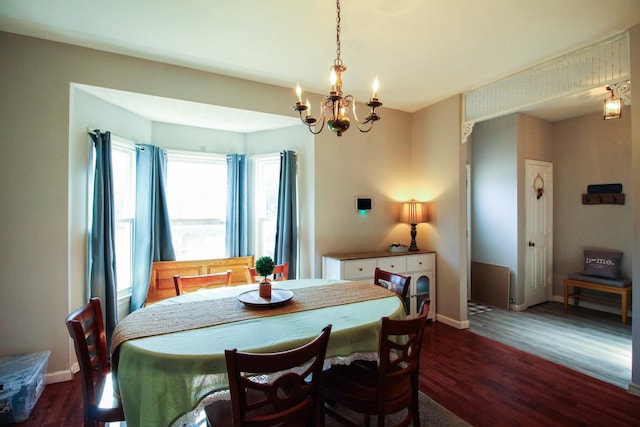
(246, 126, 315, 277)
(411, 95, 466, 325)
(552, 111, 632, 299)
(69, 87, 154, 334)
(471, 114, 519, 302)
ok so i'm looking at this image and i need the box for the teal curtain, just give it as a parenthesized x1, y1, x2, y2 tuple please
(225, 154, 249, 257)
(130, 144, 176, 311)
(88, 130, 118, 347)
(274, 151, 298, 278)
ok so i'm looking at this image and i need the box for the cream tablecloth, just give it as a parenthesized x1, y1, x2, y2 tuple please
(115, 279, 405, 427)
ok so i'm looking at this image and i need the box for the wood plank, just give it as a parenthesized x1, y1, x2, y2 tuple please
(421, 320, 640, 427)
(469, 301, 631, 388)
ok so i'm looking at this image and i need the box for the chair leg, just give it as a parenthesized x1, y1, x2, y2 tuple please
(412, 397, 420, 426)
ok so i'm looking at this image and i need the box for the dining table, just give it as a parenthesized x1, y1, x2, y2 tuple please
(111, 278, 405, 427)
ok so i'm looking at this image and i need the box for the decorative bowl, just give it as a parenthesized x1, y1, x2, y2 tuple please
(388, 246, 409, 253)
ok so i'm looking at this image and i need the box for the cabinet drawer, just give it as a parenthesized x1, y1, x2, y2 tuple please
(376, 257, 406, 273)
(407, 254, 434, 272)
(343, 259, 377, 279)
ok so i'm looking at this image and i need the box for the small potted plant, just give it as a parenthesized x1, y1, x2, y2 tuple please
(255, 255, 275, 298)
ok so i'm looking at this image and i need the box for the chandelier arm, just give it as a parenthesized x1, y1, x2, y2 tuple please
(307, 115, 327, 135)
(297, 103, 327, 134)
(346, 95, 372, 126)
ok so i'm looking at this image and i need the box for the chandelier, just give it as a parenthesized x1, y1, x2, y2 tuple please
(293, 0, 382, 137)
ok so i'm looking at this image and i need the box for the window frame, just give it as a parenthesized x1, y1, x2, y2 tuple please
(251, 153, 281, 259)
(165, 149, 228, 261)
(108, 137, 138, 298)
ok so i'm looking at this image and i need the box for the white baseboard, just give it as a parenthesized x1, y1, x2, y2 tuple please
(46, 368, 74, 385)
(628, 382, 640, 396)
(509, 302, 527, 312)
(437, 313, 470, 330)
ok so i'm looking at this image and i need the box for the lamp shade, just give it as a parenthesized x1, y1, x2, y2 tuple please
(399, 200, 428, 224)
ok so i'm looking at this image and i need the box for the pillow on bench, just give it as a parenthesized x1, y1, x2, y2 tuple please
(581, 250, 622, 279)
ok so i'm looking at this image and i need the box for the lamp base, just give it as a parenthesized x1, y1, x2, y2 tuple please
(408, 223, 419, 252)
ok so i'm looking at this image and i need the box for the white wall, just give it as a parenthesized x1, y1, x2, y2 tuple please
(471, 114, 519, 299)
(152, 122, 247, 153)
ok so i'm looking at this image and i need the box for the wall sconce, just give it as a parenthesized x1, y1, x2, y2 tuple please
(603, 86, 622, 120)
(399, 200, 429, 251)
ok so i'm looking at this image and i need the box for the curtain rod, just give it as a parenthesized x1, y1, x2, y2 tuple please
(87, 128, 145, 149)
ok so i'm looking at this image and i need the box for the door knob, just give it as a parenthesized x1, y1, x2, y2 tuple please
(528, 241, 535, 247)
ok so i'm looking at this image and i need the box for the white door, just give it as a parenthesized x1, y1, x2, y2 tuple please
(525, 160, 553, 307)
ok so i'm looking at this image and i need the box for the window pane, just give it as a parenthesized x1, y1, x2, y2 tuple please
(114, 220, 132, 290)
(110, 142, 136, 292)
(253, 155, 280, 259)
(167, 154, 227, 260)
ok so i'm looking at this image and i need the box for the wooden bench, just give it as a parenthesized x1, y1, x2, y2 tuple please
(146, 256, 255, 305)
(563, 274, 631, 324)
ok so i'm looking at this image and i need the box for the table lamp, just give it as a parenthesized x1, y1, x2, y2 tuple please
(399, 200, 428, 251)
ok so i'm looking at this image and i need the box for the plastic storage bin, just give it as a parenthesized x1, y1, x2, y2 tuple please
(0, 351, 49, 425)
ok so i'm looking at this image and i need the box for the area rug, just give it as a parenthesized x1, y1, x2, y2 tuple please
(324, 391, 470, 427)
(468, 300, 495, 316)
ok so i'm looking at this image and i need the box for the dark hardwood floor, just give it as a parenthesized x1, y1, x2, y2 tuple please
(19, 321, 640, 427)
(420, 321, 640, 427)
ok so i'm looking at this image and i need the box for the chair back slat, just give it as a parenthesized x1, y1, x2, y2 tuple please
(173, 270, 233, 295)
(225, 325, 331, 426)
(66, 297, 124, 426)
(377, 305, 428, 413)
(244, 263, 289, 283)
(374, 267, 411, 314)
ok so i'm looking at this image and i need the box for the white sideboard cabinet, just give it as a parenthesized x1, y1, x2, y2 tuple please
(322, 250, 436, 321)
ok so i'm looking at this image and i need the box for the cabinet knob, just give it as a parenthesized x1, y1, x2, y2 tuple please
(418, 262, 423, 265)
(359, 268, 363, 271)
(390, 264, 395, 268)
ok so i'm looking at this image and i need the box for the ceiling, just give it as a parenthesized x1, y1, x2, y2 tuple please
(2, 0, 639, 131)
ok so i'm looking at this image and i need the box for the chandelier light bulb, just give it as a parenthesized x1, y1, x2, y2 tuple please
(295, 83, 302, 103)
(330, 69, 337, 91)
(305, 99, 311, 117)
(372, 77, 379, 99)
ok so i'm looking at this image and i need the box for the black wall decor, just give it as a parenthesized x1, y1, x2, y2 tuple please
(582, 183, 625, 205)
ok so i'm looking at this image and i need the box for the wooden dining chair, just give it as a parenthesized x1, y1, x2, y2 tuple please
(321, 304, 428, 427)
(205, 324, 332, 427)
(173, 270, 233, 296)
(374, 267, 411, 314)
(244, 262, 289, 283)
(65, 297, 125, 427)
